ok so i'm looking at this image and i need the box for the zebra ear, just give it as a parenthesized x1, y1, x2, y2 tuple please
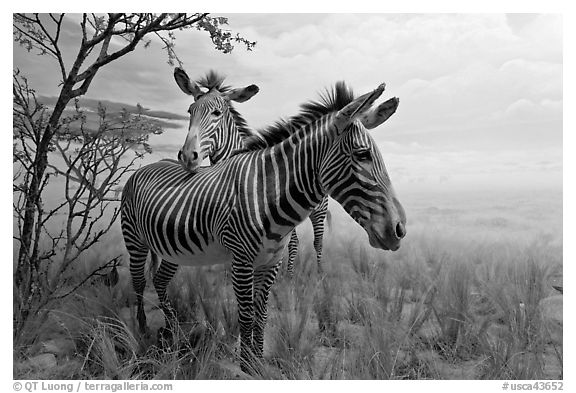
(360, 97, 399, 130)
(174, 67, 203, 99)
(225, 85, 260, 103)
(334, 83, 386, 133)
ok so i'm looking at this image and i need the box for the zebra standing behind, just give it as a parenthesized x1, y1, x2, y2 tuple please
(121, 81, 406, 371)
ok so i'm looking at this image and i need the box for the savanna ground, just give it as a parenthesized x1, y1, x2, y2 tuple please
(13, 188, 563, 380)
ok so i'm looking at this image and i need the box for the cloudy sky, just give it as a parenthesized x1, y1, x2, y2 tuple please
(13, 13, 563, 194)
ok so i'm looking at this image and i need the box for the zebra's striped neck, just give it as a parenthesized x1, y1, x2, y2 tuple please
(204, 105, 251, 165)
(265, 114, 333, 213)
(209, 124, 245, 165)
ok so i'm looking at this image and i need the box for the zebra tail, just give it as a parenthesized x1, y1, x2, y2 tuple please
(325, 208, 332, 232)
(147, 252, 161, 279)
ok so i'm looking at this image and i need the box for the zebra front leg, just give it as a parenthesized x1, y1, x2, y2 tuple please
(153, 259, 179, 344)
(312, 226, 325, 275)
(253, 263, 281, 358)
(128, 248, 149, 333)
(231, 259, 256, 372)
(309, 198, 328, 275)
(286, 230, 299, 278)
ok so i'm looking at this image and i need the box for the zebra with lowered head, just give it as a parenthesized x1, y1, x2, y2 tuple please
(172, 68, 399, 277)
(121, 80, 406, 371)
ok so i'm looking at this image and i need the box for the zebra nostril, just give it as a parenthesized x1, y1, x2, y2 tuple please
(395, 222, 406, 239)
(178, 150, 183, 161)
(192, 151, 198, 161)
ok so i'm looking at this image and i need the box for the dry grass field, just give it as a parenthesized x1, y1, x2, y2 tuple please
(13, 188, 562, 380)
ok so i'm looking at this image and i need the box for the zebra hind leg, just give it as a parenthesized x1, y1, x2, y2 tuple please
(128, 246, 149, 334)
(309, 198, 328, 276)
(253, 263, 281, 359)
(286, 230, 299, 278)
(152, 258, 179, 347)
(230, 258, 256, 374)
(313, 233, 324, 276)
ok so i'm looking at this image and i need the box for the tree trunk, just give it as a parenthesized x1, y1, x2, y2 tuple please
(15, 88, 71, 294)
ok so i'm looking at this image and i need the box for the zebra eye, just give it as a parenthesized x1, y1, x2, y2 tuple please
(355, 149, 372, 162)
(212, 109, 222, 117)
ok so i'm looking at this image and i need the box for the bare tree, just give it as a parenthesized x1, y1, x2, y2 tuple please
(13, 13, 255, 340)
(13, 71, 157, 337)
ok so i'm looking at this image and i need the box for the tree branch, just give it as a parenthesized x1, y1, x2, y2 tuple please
(50, 256, 122, 300)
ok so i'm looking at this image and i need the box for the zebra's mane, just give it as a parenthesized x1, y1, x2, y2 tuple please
(195, 70, 231, 93)
(237, 81, 355, 153)
(228, 104, 253, 139)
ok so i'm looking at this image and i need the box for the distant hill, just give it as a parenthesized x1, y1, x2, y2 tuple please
(38, 96, 187, 130)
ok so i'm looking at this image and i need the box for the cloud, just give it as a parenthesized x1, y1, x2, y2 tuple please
(13, 13, 562, 193)
(485, 96, 562, 126)
(15, 14, 561, 134)
(210, 14, 562, 158)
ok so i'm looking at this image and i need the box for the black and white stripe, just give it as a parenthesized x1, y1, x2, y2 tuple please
(121, 81, 406, 369)
(175, 70, 332, 279)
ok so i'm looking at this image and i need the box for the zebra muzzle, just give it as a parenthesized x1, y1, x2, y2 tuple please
(178, 150, 200, 172)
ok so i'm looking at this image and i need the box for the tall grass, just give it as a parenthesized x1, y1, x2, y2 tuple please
(475, 258, 550, 379)
(14, 192, 562, 380)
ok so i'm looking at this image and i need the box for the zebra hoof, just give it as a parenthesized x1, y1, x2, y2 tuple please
(239, 356, 265, 376)
(240, 362, 251, 376)
(137, 324, 149, 337)
(157, 327, 174, 349)
(189, 324, 212, 349)
(240, 359, 259, 376)
(189, 328, 202, 349)
(137, 312, 147, 335)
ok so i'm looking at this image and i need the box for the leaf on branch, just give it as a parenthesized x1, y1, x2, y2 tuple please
(142, 142, 152, 154)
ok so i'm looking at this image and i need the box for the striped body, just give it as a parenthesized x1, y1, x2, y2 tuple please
(122, 156, 315, 269)
(123, 114, 329, 365)
(123, 79, 406, 370)
(173, 69, 330, 277)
